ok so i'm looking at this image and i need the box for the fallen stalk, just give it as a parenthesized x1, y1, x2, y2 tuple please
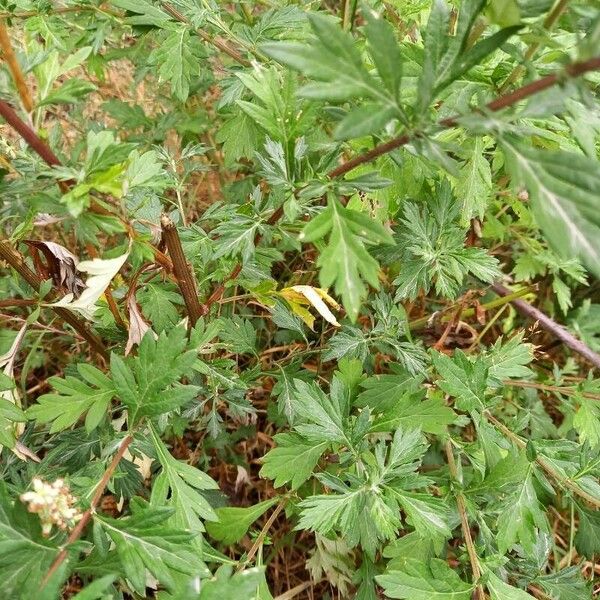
(491, 283, 600, 370)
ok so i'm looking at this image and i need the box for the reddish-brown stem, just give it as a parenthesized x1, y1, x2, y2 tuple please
(41, 434, 134, 587)
(161, 215, 207, 325)
(0, 99, 174, 270)
(0, 99, 60, 165)
(328, 56, 600, 179)
(0, 20, 34, 112)
(0, 240, 109, 360)
(492, 283, 600, 370)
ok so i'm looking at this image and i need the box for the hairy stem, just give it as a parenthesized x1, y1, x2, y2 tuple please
(328, 56, 600, 179)
(41, 434, 134, 587)
(0, 20, 34, 112)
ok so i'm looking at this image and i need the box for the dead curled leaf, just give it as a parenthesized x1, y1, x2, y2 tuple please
(50, 250, 129, 320)
(24, 240, 84, 296)
(125, 293, 157, 356)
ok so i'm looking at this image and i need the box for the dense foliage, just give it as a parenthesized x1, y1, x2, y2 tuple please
(1, 0, 600, 598)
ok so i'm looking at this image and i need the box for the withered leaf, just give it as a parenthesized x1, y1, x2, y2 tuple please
(24, 240, 84, 296)
(125, 293, 157, 355)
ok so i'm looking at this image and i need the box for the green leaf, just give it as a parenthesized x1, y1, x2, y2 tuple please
(392, 189, 500, 301)
(27, 364, 114, 433)
(371, 395, 456, 435)
(573, 396, 600, 448)
(300, 196, 392, 321)
(534, 567, 591, 600)
(138, 284, 182, 333)
(111, 0, 170, 25)
(363, 8, 403, 99)
(205, 498, 278, 545)
(97, 503, 206, 594)
(260, 433, 327, 490)
(150, 426, 218, 537)
(485, 571, 532, 600)
(501, 136, 600, 278)
(487, 0, 521, 27)
(291, 379, 349, 444)
(110, 328, 198, 424)
(432, 351, 488, 412)
(485, 333, 534, 385)
(219, 316, 257, 355)
(496, 468, 548, 556)
(262, 14, 381, 102)
(334, 104, 396, 141)
(199, 566, 265, 600)
(150, 26, 196, 102)
(70, 575, 117, 600)
(390, 491, 451, 541)
(38, 78, 96, 106)
(376, 558, 473, 599)
(574, 504, 600, 557)
(455, 137, 492, 223)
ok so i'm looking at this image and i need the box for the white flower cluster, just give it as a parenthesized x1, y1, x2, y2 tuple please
(20, 478, 82, 536)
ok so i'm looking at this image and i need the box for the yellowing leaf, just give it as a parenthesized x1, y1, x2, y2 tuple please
(279, 285, 341, 329)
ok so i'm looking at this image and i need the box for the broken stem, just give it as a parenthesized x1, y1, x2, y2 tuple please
(160, 215, 206, 326)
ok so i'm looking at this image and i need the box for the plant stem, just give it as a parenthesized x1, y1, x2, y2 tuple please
(327, 55, 600, 179)
(41, 434, 134, 588)
(161, 2, 251, 67)
(0, 99, 173, 272)
(0, 240, 109, 360)
(505, 380, 600, 401)
(498, 0, 571, 93)
(160, 215, 207, 326)
(236, 497, 288, 573)
(444, 440, 484, 600)
(491, 283, 600, 370)
(486, 412, 600, 508)
(407, 286, 534, 330)
(0, 20, 34, 112)
(0, 99, 61, 166)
